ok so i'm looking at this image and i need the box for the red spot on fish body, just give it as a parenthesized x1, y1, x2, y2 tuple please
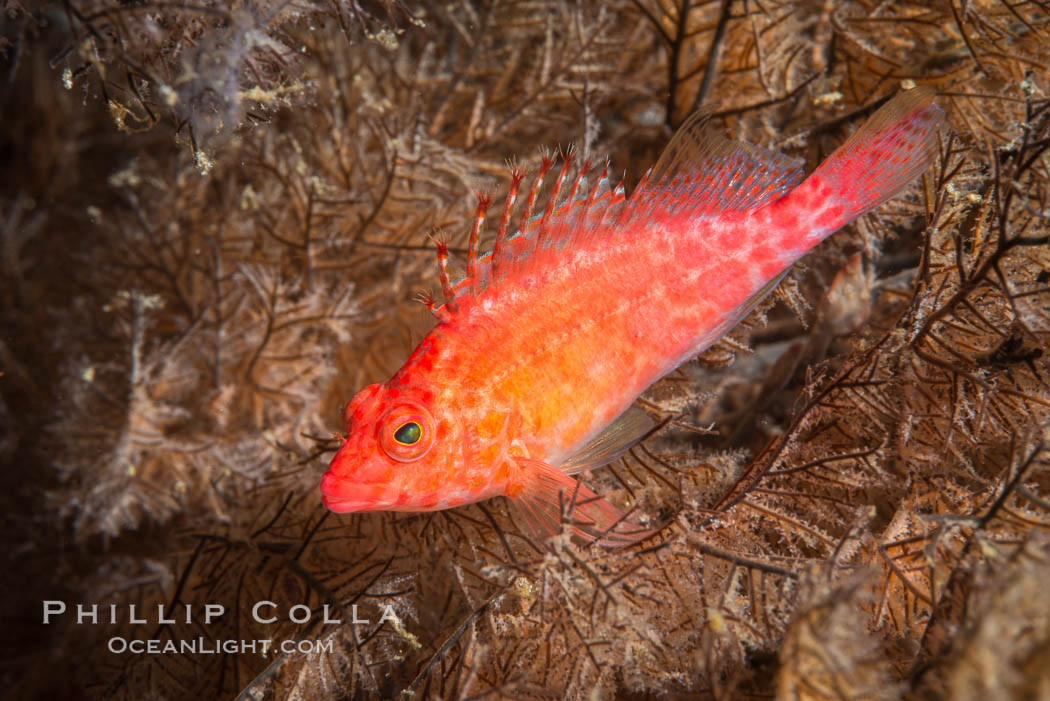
(774, 207, 798, 231)
(749, 245, 785, 280)
(813, 203, 845, 232)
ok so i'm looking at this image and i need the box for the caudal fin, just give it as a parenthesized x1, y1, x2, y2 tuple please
(805, 86, 944, 229)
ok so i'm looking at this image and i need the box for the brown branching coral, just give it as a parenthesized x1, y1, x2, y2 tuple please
(914, 534, 1050, 701)
(776, 569, 900, 701)
(3, 1, 1050, 700)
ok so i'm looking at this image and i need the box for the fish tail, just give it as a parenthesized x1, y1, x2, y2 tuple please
(790, 86, 944, 241)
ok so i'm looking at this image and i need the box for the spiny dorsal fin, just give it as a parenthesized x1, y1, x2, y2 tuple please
(629, 112, 805, 222)
(426, 153, 627, 319)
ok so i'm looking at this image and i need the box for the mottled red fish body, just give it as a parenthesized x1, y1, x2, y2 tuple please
(320, 87, 943, 545)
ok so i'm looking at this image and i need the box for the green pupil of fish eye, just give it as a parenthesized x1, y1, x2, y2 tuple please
(393, 421, 421, 445)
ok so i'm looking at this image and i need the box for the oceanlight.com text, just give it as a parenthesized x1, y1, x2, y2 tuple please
(107, 637, 335, 655)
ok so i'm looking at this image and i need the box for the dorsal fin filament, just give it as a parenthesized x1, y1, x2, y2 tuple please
(417, 290, 452, 323)
(492, 169, 525, 280)
(415, 290, 434, 310)
(433, 235, 456, 310)
(467, 194, 492, 296)
(573, 160, 608, 239)
(602, 178, 628, 232)
(518, 154, 554, 242)
(563, 157, 589, 210)
(536, 147, 575, 249)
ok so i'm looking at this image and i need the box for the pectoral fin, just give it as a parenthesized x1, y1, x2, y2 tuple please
(513, 458, 653, 547)
(561, 404, 656, 475)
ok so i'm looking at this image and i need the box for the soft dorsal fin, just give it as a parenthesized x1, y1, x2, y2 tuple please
(561, 404, 655, 475)
(629, 112, 805, 222)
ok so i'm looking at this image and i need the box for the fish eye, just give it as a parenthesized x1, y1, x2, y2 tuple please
(380, 404, 434, 462)
(393, 421, 421, 445)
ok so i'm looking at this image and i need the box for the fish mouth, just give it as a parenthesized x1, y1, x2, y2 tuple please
(322, 494, 375, 513)
(319, 472, 383, 513)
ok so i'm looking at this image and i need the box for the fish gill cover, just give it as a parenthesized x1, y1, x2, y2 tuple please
(1, 1, 1049, 700)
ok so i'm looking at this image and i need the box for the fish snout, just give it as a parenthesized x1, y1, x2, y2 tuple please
(320, 446, 400, 512)
(319, 471, 385, 513)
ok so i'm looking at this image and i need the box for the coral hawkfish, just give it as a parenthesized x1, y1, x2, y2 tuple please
(321, 88, 943, 545)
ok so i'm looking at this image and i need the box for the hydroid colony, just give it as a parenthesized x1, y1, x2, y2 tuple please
(2, 2, 1048, 699)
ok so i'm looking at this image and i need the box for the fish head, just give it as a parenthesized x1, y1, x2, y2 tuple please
(320, 380, 488, 512)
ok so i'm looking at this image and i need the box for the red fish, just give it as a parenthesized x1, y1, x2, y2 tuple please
(320, 87, 943, 545)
